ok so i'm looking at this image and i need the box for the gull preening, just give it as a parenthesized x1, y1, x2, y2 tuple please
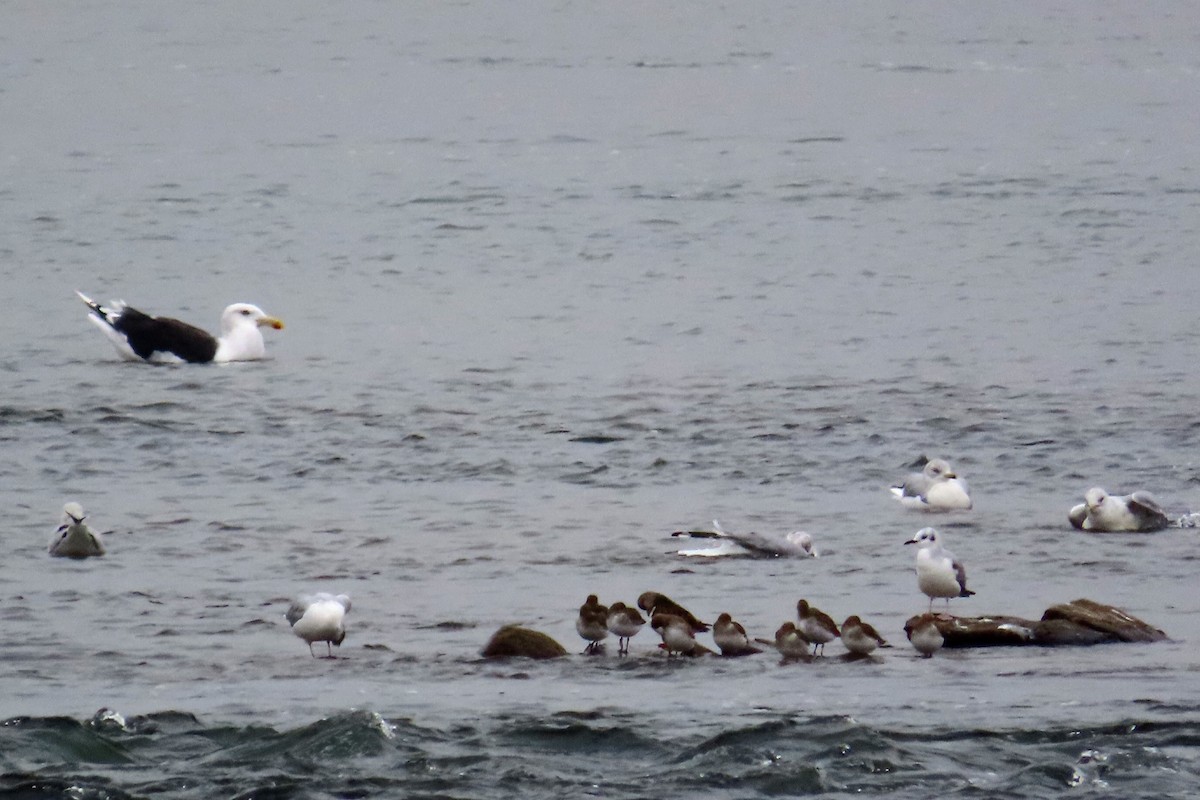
(49, 502, 105, 559)
(1068, 487, 1169, 532)
(286, 593, 351, 658)
(76, 291, 284, 363)
(891, 458, 973, 511)
(904, 527, 974, 611)
(671, 520, 816, 559)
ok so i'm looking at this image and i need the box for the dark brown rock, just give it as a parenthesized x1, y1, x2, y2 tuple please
(1040, 598, 1167, 643)
(481, 625, 568, 660)
(903, 599, 1165, 648)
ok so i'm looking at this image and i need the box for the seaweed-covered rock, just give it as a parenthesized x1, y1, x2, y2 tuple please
(903, 599, 1165, 648)
(481, 625, 568, 660)
(1040, 598, 1167, 643)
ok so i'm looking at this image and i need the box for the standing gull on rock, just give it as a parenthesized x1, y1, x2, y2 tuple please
(76, 291, 284, 363)
(905, 527, 974, 611)
(49, 502, 105, 558)
(1068, 487, 1169, 532)
(286, 593, 351, 658)
(891, 458, 972, 511)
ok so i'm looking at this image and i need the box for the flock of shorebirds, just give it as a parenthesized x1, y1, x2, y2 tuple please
(59, 297, 1181, 662)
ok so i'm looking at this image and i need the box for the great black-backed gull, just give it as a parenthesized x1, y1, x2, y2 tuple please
(49, 502, 106, 558)
(1068, 487, 1169, 532)
(76, 291, 284, 363)
(285, 593, 351, 658)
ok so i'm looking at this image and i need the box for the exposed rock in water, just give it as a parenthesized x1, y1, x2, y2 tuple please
(481, 625, 568, 659)
(904, 598, 1166, 648)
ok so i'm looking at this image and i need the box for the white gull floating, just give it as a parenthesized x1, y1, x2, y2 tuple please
(891, 458, 972, 511)
(76, 291, 284, 363)
(1068, 487, 1169, 532)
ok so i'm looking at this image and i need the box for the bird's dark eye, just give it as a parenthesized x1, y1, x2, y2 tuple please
(240, 309, 251, 316)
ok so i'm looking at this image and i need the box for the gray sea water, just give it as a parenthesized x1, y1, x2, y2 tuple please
(4, 2, 1200, 797)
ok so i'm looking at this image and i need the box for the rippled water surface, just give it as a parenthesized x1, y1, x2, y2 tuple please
(3, 2, 1200, 797)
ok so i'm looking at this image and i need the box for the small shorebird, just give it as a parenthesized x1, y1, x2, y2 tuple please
(576, 595, 609, 654)
(650, 613, 711, 658)
(904, 527, 974, 611)
(637, 591, 709, 632)
(840, 615, 889, 657)
(756, 622, 812, 663)
(286, 593, 352, 658)
(605, 602, 646, 655)
(796, 599, 840, 657)
(907, 613, 944, 658)
(712, 612, 762, 657)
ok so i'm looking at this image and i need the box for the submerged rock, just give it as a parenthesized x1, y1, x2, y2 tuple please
(481, 625, 568, 660)
(904, 599, 1166, 648)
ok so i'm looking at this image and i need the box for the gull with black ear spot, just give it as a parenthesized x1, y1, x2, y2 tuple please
(904, 527, 974, 612)
(286, 593, 352, 658)
(49, 502, 105, 558)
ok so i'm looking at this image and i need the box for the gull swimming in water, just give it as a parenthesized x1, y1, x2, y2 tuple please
(671, 520, 816, 558)
(76, 291, 284, 363)
(286, 593, 351, 658)
(49, 502, 106, 558)
(904, 527, 974, 611)
(891, 458, 972, 511)
(1068, 487, 1169, 532)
